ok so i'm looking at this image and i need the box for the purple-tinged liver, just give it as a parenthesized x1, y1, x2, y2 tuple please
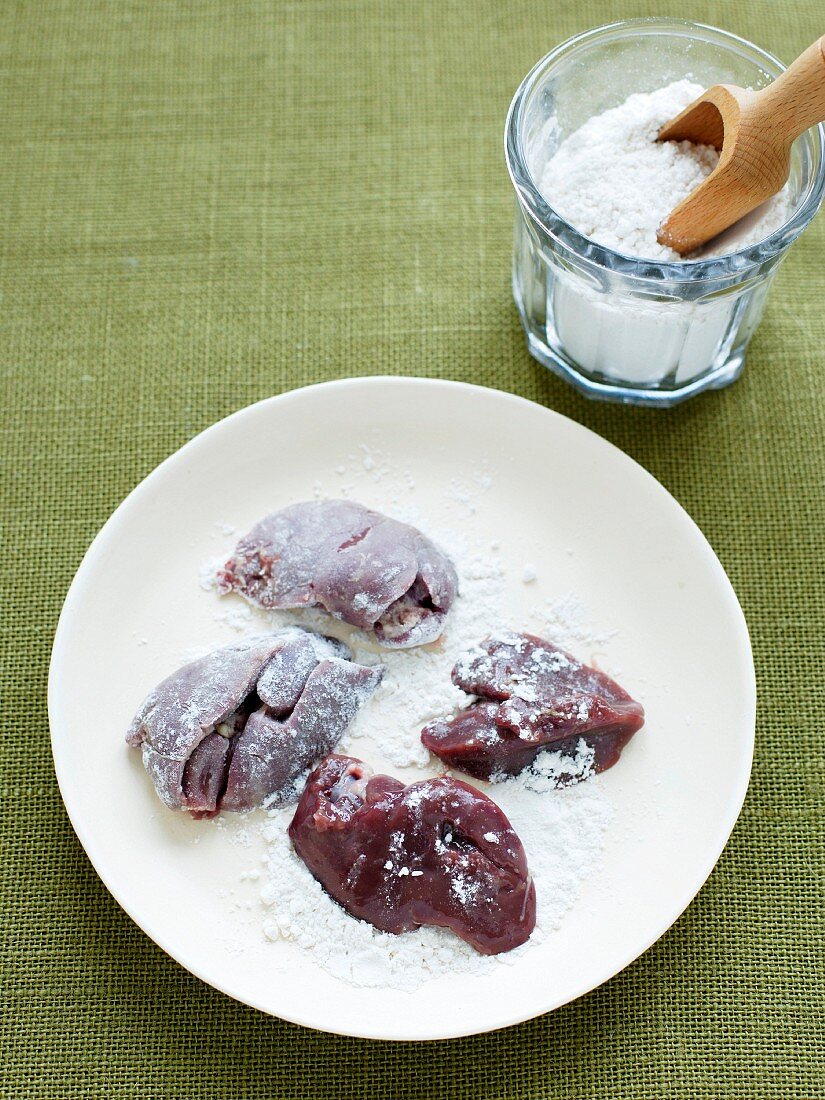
(421, 633, 644, 781)
(218, 500, 458, 648)
(126, 630, 382, 817)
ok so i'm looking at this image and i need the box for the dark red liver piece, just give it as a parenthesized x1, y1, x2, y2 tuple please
(421, 633, 644, 781)
(289, 755, 536, 955)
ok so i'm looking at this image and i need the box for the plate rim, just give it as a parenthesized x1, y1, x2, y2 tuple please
(48, 376, 756, 1040)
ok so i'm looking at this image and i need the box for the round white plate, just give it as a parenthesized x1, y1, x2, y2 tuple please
(49, 378, 755, 1041)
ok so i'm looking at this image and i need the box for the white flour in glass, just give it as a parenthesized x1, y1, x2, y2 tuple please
(536, 81, 791, 385)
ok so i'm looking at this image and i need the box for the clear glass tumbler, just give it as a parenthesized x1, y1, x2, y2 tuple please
(505, 19, 825, 406)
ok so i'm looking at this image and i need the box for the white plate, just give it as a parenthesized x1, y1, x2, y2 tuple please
(49, 378, 754, 1041)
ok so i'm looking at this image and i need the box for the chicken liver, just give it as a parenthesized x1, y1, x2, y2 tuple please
(421, 633, 644, 781)
(217, 500, 458, 648)
(289, 754, 536, 955)
(126, 630, 382, 817)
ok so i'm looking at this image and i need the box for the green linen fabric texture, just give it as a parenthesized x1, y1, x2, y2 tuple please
(1, 0, 823, 1096)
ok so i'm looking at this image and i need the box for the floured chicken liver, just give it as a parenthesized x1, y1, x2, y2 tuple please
(126, 630, 382, 817)
(421, 633, 644, 781)
(289, 754, 536, 955)
(217, 500, 458, 648)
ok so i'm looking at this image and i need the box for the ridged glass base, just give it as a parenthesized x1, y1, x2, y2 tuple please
(519, 313, 746, 408)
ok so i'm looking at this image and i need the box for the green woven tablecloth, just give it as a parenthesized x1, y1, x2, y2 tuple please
(2, 1, 823, 1096)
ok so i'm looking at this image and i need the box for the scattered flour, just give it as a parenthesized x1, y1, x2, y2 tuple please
(214, 604, 255, 632)
(199, 556, 224, 592)
(197, 443, 620, 989)
(529, 593, 618, 653)
(539, 80, 790, 261)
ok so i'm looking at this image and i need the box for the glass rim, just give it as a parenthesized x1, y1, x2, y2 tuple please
(504, 18, 825, 283)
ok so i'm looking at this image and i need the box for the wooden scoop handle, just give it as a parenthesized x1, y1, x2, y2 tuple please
(757, 36, 825, 143)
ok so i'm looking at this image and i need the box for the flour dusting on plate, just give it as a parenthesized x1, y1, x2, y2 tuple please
(200, 442, 618, 989)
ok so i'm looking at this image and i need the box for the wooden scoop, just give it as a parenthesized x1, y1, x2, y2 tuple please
(656, 36, 825, 255)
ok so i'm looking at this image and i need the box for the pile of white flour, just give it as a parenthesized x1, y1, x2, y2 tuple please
(539, 80, 789, 261)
